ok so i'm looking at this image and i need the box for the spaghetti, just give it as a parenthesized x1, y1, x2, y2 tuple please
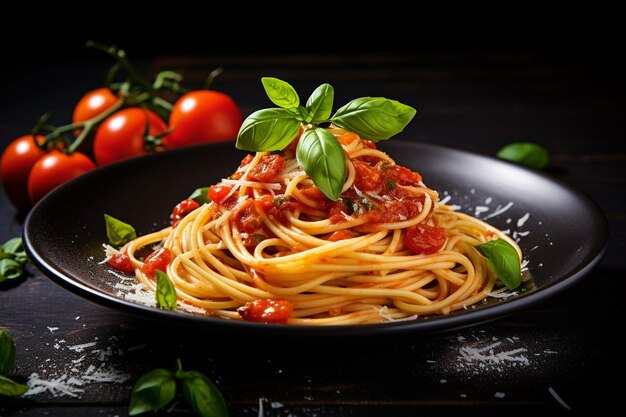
(110, 130, 521, 325)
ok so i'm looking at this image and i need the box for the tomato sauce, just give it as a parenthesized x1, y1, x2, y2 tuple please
(171, 199, 200, 227)
(140, 247, 172, 277)
(107, 252, 134, 273)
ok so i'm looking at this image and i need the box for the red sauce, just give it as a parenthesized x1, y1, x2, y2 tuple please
(327, 229, 359, 241)
(208, 184, 233, 204)
(353, 160, 383, 191)
(171, 199, 200, 227)
(140, 247, 172, 277)
(107, 252, 134, 273)
(238, 298, 293, 324)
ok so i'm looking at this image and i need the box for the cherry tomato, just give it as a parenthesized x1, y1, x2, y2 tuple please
(140, 247, 172, 277)
(238, 298, 293, 324)
(94, 108, 167, 165)
(165, 91, 242, 148)
(404, 224, 446, 255)
(107, 253, 135, 273)
(0, 135, 46, 210)
(171, 199, 200, 227)
(72, 88, 118, 127)
(27, 150, 96, 204)
(207, 184, 233, 204)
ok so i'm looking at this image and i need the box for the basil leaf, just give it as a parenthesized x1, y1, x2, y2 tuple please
(261, 77, 299, 110)
(178, 370, 229, 417)
(128, 368, 176, 416)
(189, 187, 211, 205)
(0, 259, 23, 282)
(236, 108, 301, 152)
(2, 238, 27, 265)
(497, 142, 550, 170)
(476, 239, 521, 290)
(296, 128, 346, 201)
(155, 270, 177, 310)
(330, 97, 416, 141)
(104, 214, 137, 247)
(305, 83, 334, 124)
(0, 374, 28, 397)
(0, 328, 16, 375)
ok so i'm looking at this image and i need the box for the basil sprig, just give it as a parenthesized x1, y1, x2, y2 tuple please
(0, 238, 29, 283)
(129, 359, 228, 417)
(155, 270, 177, 310)
(497, 142, 550, 170)
(0, 328, 28, 397)
(476, 239, 522, 290)
(236, 78, 416, 200)
(104, 214, 137, 247)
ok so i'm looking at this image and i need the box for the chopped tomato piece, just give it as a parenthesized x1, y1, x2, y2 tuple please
(353, 160, 383, 191)
(107, 252, 134, 273)
(249, 154, 285, 182)
(300, 186, 327, 200)
(171, 199, 200, 227)
(207, 184, 233, 203)
(337, 132, 360, 145)
(234, 200, 262, 233)
(140, 247, 172, 277)
(388, 165, 422, 185)
(239, 154, 254, 167)
(404, 224, 446, 255)
(238, 299, 293, 324)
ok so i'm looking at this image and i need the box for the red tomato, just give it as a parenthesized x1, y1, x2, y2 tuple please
(107, 253, 135, 273)
(207, 184, 233, 204)
(72, 88, 118, 126)
(1, 135, 46, 210)
(94, 108, 168, 165)
(238, 299, 293, 324)
(165, 91, 242, 148)
(353, 160, 383, 191)
(171, 199, 200, 227)
(140, 247, 172, 277)
(27, 150, 96, 204)
(404, 224, 446, 255)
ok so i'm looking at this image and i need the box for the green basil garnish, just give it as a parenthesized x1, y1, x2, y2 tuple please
(155, 270, 177, 310)
(128, 368, 176, 416)
(236, 108, 302, 152)
(0, 328, 26, 397)
(104, 214, 137, 247)
(0, 259, 22, 282)
(296, 128, 346, 201)
(189, 187, 211, 205)
(0, 237, 29, 283)
(476, 239, 521, 290)
(0, 329, 16, 375)
(261, 77, 300, 110)
(178, 370, 229, 417)
(2, 238, 27, 265)
(497, 142, 549, 170)
(236, 78, 415, 197)
(0, 374, 28, 397)
(330, 97, 416, 141)
(305, 83, 334, 124)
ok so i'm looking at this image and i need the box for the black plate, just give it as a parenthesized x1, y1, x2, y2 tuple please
(23, 142, 608, 337)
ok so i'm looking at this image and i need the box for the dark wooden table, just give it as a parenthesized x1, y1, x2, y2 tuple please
(1, 52, 624, 416)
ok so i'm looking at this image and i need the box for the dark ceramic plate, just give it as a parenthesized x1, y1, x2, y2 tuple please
(23, 142, 608, 337)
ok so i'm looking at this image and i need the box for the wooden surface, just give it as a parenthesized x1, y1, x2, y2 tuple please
(1, 52, 624, 416)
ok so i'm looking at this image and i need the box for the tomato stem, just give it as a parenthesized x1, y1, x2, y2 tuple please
(65, 98, 125, 154)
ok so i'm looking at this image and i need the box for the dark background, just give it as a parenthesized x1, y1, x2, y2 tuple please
(1, 10, 625, 416)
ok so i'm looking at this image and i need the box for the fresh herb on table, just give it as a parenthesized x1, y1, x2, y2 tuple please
(476, 239, 522, 289)
(236, 77, 416, 200)
(0, 238, 29, 283)
(0, 328, 28, 397)
(129, 359, 228, 417)
(497, 142, 550, 170)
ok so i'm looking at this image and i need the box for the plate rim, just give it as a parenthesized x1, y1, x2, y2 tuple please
(23, 141, 609, 337)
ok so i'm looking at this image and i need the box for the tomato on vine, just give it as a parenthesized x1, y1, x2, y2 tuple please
(0, 135, 47, 210)
(72, 88, 118, 128)
(27, 150, 96, 204)
(165, 91, 242, 148)
(94, 108, 168, 165)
